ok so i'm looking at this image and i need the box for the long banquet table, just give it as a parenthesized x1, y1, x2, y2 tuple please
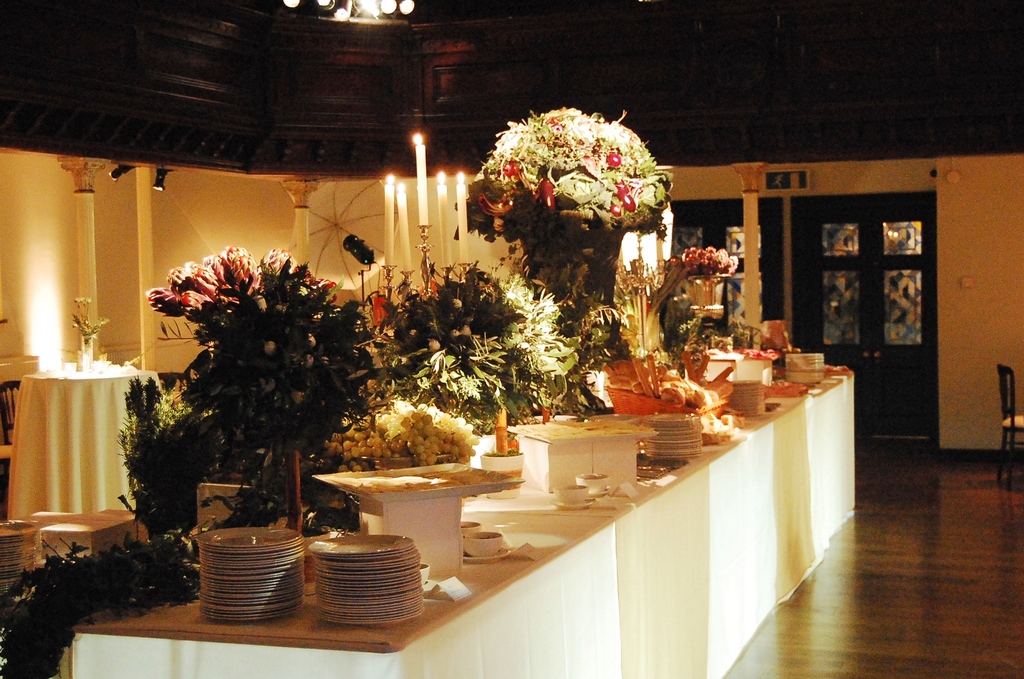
(9, 369, 160, 518)
(69, 376, 855, 679)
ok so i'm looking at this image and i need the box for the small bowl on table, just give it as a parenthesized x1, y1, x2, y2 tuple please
(463, 531, 504, 558)
(575, 473, 610, 496)
(554, 485, 591, 506)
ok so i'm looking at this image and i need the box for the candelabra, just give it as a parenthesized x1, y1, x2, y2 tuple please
(417, 223, 433, 293)
(616, 258, 668, 358)
(380, 265, 397, 301)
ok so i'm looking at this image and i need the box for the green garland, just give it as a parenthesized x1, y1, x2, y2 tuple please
(0, 534, 199, 679)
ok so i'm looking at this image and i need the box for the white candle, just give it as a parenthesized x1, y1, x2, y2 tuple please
(414, 133, 429, 227)
(620, 231, 640, 266)
(456, 172, 469, 263)
(640, 232, 659, 270)
(396, 183, 413, 271)
(436, 172, 449, 268)
(383, 175, 395, 267)
(661, 205, 674, 261)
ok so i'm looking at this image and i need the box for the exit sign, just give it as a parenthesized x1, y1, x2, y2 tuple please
(765, 170, 809, 191)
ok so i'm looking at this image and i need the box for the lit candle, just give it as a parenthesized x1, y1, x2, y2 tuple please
(383, 175, 395, 267)
(414, 133, 429, 227)
(640, 232, 659, 270)
(396, 183, 412, 271)
(436, 172, 449, 268)
(661, 205, 674, 261)
(620, 231, 640, 266)
(456, 172, 469, 263)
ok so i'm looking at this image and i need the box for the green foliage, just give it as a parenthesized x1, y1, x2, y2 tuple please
(149, 248, 376, 527)
(376, 266, 576, 434)
(119, 378, 221, 535)
(0, 534, 198, 679)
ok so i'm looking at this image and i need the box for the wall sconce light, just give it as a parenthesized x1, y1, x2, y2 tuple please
(343, 234, 375, 266)
(110, 164, 135, 181)
(153, 168, 170, 191)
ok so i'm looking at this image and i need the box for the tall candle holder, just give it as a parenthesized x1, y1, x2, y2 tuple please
(616, 258, 667, 358)
(417, 224, 433, 293)
(380, 265, 397, 301)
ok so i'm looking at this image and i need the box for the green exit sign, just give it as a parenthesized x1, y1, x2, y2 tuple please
(765, 170, 809, 191)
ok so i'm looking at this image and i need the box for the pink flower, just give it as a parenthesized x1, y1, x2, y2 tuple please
(181, 290, 213, 311)
(222, 247, 260, 291)
(147, 288, 185, 317)
(168, 262, 201, 297)
(263, 249, 293, 275)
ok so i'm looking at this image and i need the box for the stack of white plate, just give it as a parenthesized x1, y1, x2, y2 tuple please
(0, 520, 38, 596)
(786, 353, 825, 384)
(640, 413, 703, 462)
(197, 527, 305, 622)
(730, 380, 766, 416)
(310, 534, 424, 625)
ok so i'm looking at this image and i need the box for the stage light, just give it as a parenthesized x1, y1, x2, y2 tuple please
(343, 234, 375, 266)
(109, 164, 135, 181)
(153, 168, 170, 191)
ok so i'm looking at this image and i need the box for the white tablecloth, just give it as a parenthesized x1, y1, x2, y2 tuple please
(8, 370, 159, 518)
(70, 376, 855, 679)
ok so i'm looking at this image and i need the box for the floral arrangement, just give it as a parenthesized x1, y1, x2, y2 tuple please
(680, 246, 739, 277)
(71, 297, 108, 342)
(474, 107, 671, 230)
(375, 267, 576, 434)
(325, 401, 479, 470)
(147, 246, 374, 526)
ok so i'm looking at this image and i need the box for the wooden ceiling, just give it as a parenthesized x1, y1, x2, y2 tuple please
(1, 0, 1023, 178)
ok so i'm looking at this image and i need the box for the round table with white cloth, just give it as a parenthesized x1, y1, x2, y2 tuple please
(8, 369, 159, 519)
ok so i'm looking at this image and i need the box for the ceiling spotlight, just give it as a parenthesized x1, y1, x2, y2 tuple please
(398, 0, 414, 14)
(109, 164, 135, 181)
(153, 168, 170, 191)
(380, 0, 397, 13)
(343, 234, 375, 266)
(317, 0, 333, 5)
(282, 0, 301, 7)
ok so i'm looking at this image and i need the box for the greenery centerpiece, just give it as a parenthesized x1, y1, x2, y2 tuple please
(467, 107, 672, 411)
(373, 266, 576, 454)
(147, 246, 374, 530)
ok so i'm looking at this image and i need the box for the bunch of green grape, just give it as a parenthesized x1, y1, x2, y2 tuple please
(329, 401, 480, 471)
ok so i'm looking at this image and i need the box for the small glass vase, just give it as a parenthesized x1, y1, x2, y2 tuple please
(685, 275, 727, 319)
(79, 336, 94, 373)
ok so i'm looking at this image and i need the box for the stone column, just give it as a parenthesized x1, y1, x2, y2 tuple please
(281, 179, 322, 266)
(135, 166, 156, 370)
(59, 156, 107, 323)
(732, 162, 766, 336)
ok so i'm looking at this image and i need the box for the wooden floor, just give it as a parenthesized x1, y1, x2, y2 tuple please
(726, 439, 1024, 678)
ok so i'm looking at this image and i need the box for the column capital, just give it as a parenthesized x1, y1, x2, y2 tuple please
(59, 156, 107, 193)
(281, 179, 322, 208)
(732, 162, 767, 193)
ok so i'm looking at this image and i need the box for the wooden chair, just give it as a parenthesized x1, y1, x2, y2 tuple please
(997, 365, 1024, 489)
(0, 380, 19, 517)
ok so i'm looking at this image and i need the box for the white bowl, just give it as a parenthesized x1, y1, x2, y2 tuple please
(554, 485, 591, 506)
(463, 531, 504, 558)
(575, 473, 610, 495)
(419, 563, 431, 585)
(460, 521, 482, 537)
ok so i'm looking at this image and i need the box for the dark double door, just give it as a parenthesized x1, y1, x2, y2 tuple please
(791, 192, 938, 439)
(675, 191, 938, 440)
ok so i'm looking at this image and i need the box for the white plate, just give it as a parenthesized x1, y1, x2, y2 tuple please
(552, 499, 595, 511)
(463, 547, 513, 564)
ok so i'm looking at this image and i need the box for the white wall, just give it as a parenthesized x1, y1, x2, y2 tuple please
(0, 149, 1014, 449)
